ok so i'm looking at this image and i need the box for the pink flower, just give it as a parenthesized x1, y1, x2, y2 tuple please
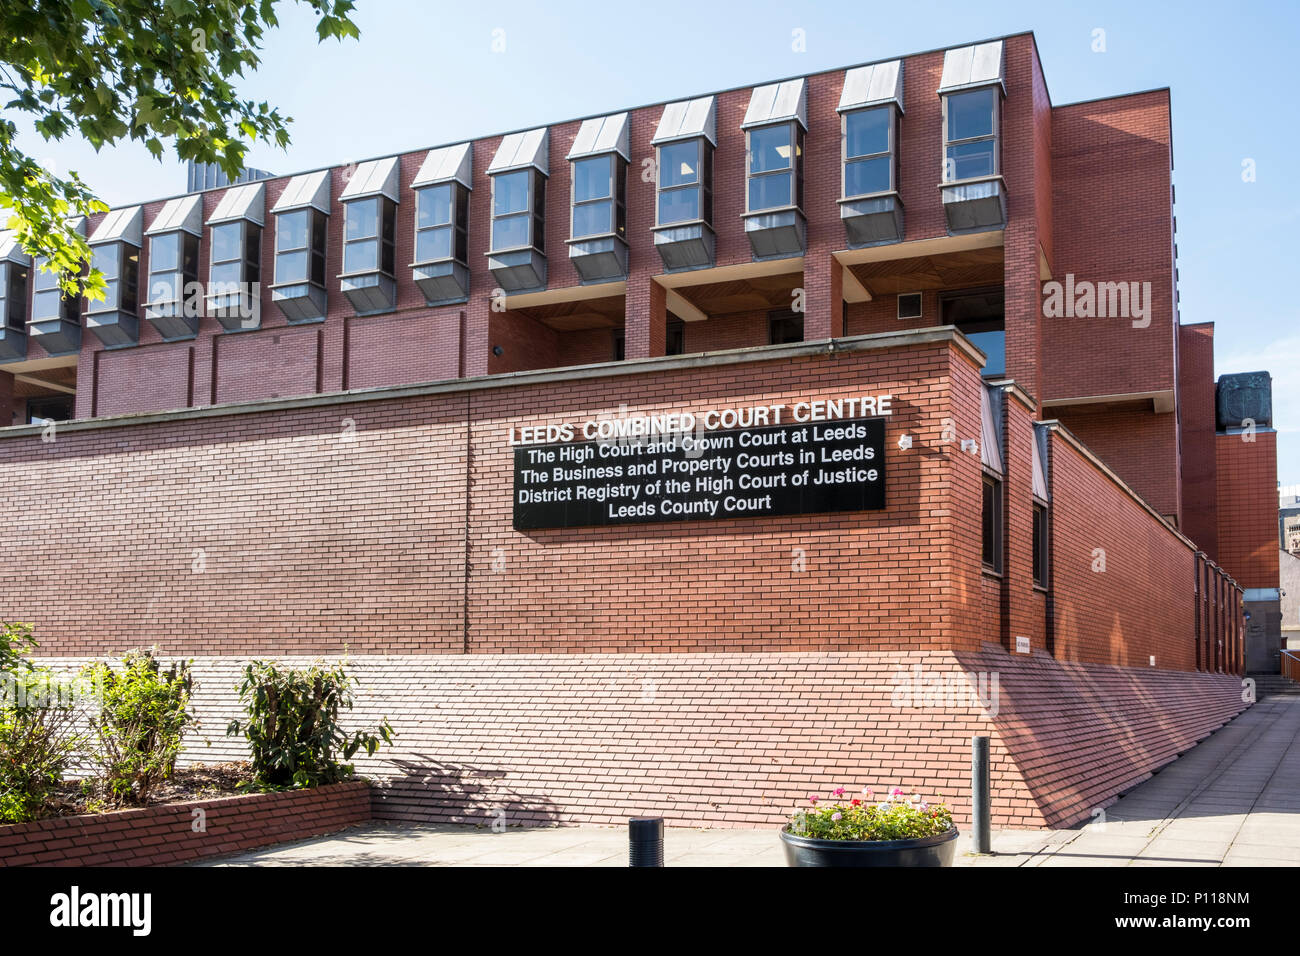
(808, 794, 818, 805)
(890, 787, 905, 798)
(831, 812, 842, 821)
(862, 787, 873, 796)
(832, 787, 845, 798)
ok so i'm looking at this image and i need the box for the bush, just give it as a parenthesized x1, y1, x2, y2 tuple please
(787, 786, 954, 841)
(0, 622, 37, 675)
(82, 649, 194, 808)
(227, 660, 393, 790)
(0, 670, 86, 825)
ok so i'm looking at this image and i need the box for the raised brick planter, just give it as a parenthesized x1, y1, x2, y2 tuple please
(0, 780, 371, 867)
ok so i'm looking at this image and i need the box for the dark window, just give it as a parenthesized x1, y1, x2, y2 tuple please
(657, 139, 713, 226)
(982, 474, 1003, 573)
(149, 231, 200, 305)
(1032, 502, 1048, 587)
(31, 257, 78, 324)
(944, 87, 997, 182)
(748, 122, 803, 212)
(843, 106, 892, 197)
(897, 292, 922, 320)
(942, 288, 1005, 377)
(26, 396, 73, 424)
(415, 183, 469, 265)
(0, 262, 29, 330)
(612, 329, 625, 362)
(768, 310, 803, 344)
(88, 242, 138, 314)
(666, 318, 685, 356)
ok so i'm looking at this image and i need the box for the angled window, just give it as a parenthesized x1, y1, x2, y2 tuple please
(0, 232, 31, 361)
(270, 171, 330, 323)
(339, 156, 400, 315)
(143, 193, 203, 340)
(651, 96, 717, 271)
(412, 142, 473, 305)
(982, 473, 1003, 573)
(742, 79, 806, 259)
(31, 258, 79, 326)
(1032, 502, 1048, 587)
(938, 41, 1006, 234)
(838, 61, 904, 247)
(205, 182, 265, 331)
(487, 128, 548, 293)
(568, 113, 629, 283)
(84, 206, 142, 348)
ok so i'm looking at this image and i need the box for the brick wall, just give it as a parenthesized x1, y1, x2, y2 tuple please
(1216, 430, 1281, 590)
(1179, 323, 1218, 555)
(1051, 400, 1180, 519)
(0, 781, 370, 867)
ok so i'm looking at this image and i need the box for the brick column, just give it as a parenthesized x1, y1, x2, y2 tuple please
(800, 252, 841, 341)
(624, 268, 666, 360)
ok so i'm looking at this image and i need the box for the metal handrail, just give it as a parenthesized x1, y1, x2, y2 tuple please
(1282, 649, 1300, 683)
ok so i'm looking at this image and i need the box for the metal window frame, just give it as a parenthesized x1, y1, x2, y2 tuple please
(1031, 500, 1049, 587)
(0, 261, 29, 330)
(489, 168, 544, 254)
(413, 182, 468, 268)
(86, 240, 138, 315)
(569, 152, 626, 242)
(274, 208, 328, 287)
(207, 219, 261, 306)
(340, 195, 396, 279)
(147, 230, 200, 305)
(841, 104, 897, 200)
(745, 120, 803, 214)
(941, 86, 1000, 183)
(655, 137, 713, 228)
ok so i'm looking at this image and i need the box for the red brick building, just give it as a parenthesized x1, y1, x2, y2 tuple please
(0, 32, 1279, 827)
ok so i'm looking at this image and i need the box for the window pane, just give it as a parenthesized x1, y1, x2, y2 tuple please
(492, 212, 529, 250)
(33, 263, 60, 292)
(151, 233, 179, 273)
(844, 156, 891, 196)
(89, 279, 117, 312)
(573, 156, 612, 203)
(149, 272, 180, 304)
(33, 289, 62, 320)
(417, 185, 452, 228)
(845, 108, 889, 158)
(345, 199, 378, 241)
(572, 199, 612, 238)
(94, 244, 120, 279)
(658, 187, 699, 225)
(749, 125, 793, 174)
(946, 141, 996, 180)
(277, 250, 308, 284)
(208, 261, 242, 288)
(947, 88, 994, 141)
(277, 210, 308, 252)
(493, 171, 530, 216)
(659, 142, 699, 188)
(748, 171, 792, 211)
(1032, 504, 1045, 585)
(344, 238, 378, 273)
(415, 225, 453, 262)
(211, 223, 241, 263)
(982, 479, 997, 567)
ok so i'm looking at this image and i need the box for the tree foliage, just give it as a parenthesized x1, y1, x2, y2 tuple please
(0, 0, 360, 296)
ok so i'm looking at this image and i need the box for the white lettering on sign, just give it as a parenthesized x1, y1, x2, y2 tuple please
(508, 394, 893, 446)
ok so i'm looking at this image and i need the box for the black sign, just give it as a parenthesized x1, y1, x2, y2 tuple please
(513, 416, 887, 529)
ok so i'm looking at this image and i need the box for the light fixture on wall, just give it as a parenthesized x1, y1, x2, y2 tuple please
(492, 345, 504, 357)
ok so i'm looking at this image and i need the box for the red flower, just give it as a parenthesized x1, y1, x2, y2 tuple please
(850, 799, 861, 806)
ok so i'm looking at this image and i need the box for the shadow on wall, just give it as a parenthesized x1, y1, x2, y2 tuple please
(371, 753, 561, 828)
(956, 647, 1248, 827)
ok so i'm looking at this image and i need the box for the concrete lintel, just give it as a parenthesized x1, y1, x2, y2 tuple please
(662, 286, 708, 323)
(834, 229, 1003, 266)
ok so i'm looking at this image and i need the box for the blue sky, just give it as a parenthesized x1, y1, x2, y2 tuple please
(13, 0, 1300, 483)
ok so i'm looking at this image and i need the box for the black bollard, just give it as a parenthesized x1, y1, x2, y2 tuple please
(971, 735, 991, 854)
(628, 816, 664, 867)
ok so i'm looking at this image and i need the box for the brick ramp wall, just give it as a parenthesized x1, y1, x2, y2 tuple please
(0, 781, 370, 867)
(43, 650, 1246, 832)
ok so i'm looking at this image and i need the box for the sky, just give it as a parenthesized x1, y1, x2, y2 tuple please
(12, 0, 1300, 483)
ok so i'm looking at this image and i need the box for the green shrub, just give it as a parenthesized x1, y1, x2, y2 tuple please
(0, 670, 86, 824)
(0, 622, 37, 675)
(82, 649, 194, 808)
(227, 660, 393, 790)
(787, 786, 955, 841)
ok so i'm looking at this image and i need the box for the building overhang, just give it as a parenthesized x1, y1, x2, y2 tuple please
(1043, 389, 1176, 415)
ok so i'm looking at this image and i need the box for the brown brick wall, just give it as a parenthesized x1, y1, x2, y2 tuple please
(0, 781, 370, 867)
(1216, 430, 1281, 590)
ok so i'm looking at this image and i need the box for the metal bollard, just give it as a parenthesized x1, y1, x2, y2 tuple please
(628, 816, 664, 867)
(971, 735, 991, 854)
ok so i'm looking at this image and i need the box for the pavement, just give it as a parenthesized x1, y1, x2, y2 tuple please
(205, 692, 1300, 867)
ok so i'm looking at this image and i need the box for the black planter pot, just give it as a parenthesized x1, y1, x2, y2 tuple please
(779, 826, 960, 867)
